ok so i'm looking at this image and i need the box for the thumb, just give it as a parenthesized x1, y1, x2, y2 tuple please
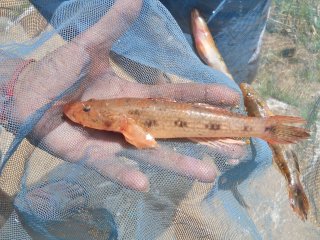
(74, 0, 143, 52)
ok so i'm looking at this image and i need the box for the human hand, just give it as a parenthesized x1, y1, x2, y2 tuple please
(13, 0, 245, 192)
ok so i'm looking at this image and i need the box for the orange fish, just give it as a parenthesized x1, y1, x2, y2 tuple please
(191, 9, 233, 80)
(63, 98, 309, 149)
(240, 83, 310, 221)
(191, 8, 309, 219)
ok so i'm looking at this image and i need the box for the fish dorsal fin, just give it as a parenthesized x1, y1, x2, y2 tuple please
(192, 103, 245, 117)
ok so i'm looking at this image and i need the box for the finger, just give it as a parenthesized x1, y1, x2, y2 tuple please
(86, 157, 150, 192)
(192, 138, 248, 160)
(83, 73, 240, 108)
(145, 82, 240, 107)
(121, 147, 217, 183)
(43, 123, 150, 192)
(75, 0, 143, 51)
(194, 138, 249, 167)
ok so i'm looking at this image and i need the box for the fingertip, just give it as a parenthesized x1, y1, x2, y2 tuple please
(195, 162, 217, 183)
(180, 156, 217, 183)
(119, 171, 150, 192)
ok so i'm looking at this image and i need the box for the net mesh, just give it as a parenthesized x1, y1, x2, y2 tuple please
(0, 0, 319, 239)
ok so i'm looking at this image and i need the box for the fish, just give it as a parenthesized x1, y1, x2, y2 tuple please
(191, 8, 234, 81)
(240, 83, 310, 221)
(63, 98, 309, 149)
(190, 10, 310, 216)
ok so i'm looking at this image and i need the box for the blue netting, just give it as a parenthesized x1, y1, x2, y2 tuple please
(0, 0, 319, 239)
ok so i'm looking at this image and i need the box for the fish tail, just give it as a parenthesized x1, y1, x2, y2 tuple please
(288, 182, 309, 221)
(261, 116, 310, 144)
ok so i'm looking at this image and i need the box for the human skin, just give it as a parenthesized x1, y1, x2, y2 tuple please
(8, 0, 244, 192)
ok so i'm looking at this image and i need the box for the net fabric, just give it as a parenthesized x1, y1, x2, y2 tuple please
(0, 0, 319, 239)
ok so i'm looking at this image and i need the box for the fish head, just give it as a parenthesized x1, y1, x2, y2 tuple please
(63, 99, 101, 127)
(240, 83, 271, 117)
(191, 9, 208, 37)
(191, 9, 201, 21)
(239, 83, 257, 100)
(239, 83, 257, 111)
(191, 8, 217, 67)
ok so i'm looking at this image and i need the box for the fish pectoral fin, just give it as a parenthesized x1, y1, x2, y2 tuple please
(119, 117, 157, 149)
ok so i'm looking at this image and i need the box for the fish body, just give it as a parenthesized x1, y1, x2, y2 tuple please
(191, 9, 233, 80)
(191, 10, 309, 219)
(63, 98, 309, 149)
(240, 83, 309, 221)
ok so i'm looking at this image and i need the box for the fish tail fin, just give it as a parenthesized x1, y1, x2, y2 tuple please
(261, 116, 310, 144)
(288, 182, 309, 221)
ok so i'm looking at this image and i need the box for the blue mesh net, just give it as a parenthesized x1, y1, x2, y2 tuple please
(0, 0, 319, 239)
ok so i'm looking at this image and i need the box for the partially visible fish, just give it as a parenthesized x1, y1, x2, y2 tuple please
(240, 83, 309, 221)
(190, 10, 310, 217)
(191, 8, 233, 81)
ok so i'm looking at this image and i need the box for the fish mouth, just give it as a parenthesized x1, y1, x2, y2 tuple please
(63, 102, 77, 122)
(63, 102, 72, 114)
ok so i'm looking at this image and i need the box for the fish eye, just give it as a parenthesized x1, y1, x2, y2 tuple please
(246, 92, 252, 97)
(82, 104, 91, 112)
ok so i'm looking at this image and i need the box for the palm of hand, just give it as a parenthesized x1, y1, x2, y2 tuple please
(13, 0, 244, 192)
